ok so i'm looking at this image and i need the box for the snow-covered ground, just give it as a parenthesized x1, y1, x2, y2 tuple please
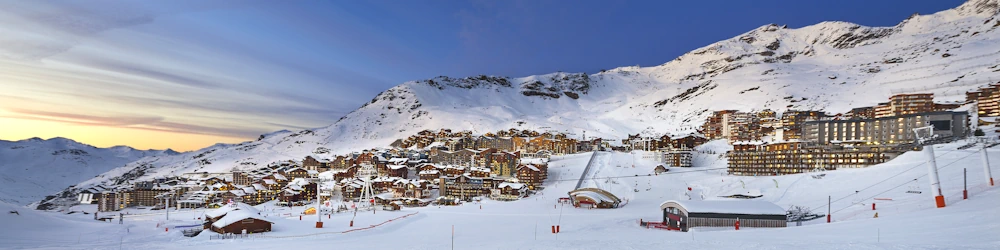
(5, 140, 999, 249)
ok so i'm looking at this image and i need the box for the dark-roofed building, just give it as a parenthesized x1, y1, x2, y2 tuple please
(659, 200, 787, 232)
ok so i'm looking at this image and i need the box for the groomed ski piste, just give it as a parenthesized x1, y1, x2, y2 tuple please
(2, 139, 999, 249)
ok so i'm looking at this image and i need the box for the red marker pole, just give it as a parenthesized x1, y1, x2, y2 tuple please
(734, 218, 740, 230)
(872, 203, 876, 210)
(964, 168, 968, 200)
(827, 196, 831, 223)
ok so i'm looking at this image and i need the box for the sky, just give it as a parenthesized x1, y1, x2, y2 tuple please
(0, 0, 967, 151)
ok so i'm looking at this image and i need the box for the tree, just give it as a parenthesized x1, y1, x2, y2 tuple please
(975, 128, 985, 137)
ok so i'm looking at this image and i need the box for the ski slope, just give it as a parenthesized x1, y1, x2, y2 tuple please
(4, 140, 999, 249)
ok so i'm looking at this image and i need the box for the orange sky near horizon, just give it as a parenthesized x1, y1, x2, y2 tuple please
(0, 117, 251, 152)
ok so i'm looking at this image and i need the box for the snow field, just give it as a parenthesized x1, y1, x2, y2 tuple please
(6, 139, 999, 249)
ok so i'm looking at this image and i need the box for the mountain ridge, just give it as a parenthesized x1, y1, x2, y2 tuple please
(0, 137, 178, 206)
(33, 0, 1000, 209)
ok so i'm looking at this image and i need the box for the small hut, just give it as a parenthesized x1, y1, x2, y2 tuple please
(654, 165, 669, 174)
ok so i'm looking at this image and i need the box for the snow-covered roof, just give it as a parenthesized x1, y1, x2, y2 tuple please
(263, 179, 277, 185)
(416, 163, 440, 169)
(273, 173, 287, 180)
(252, 184, 266, 190)
(518, 165, 540, 172)
(204, 202, 259, 218)
(288, 178, 311, 186)
(211, 210, 272, 229)
(571, 190, 617, 204)
(388, 164, 408, 170)
(498, 182, 526, 190)
(419, 170, 440, 175)
(660, 200, 786, 216)
(520, 158, 548, 164)
(732, 141, 767, 146)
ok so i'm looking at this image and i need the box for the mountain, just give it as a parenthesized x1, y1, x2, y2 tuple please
(35, 0, 1000, 209)
(0, 137, 178, 206)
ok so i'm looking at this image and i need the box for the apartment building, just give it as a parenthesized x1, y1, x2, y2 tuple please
(802, 111, 968, 145)
(727, 141, 899, 176)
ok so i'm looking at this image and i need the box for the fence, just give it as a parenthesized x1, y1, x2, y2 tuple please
(256, 212, 420, 239)
(209, 233, 266, 240)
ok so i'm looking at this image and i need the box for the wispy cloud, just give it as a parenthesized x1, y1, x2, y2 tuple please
(4, 108, 264, 139)
(0, 1, 409, 149)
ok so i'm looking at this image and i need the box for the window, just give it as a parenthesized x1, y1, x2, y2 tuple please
(929, 120, 951, 131)
(242, 218, 254, 224)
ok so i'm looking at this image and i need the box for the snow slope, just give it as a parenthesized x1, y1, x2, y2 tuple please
(5, 140, 999, 249)
(0, 137, 177, 206)
(37, 0, 1000, 208)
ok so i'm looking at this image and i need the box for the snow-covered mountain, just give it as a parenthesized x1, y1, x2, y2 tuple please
(35, 0, 1000, 209)
(0, 137, 178, 206)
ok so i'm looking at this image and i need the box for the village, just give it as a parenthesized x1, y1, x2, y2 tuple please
(65, 86, 1000, 236)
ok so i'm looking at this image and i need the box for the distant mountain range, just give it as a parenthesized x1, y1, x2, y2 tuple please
(0, 137, 177, 206)
(34, 0, 1000, 209)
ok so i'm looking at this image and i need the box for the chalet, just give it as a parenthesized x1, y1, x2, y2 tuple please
(516, 165, 545, 190)
(665, 134, 709, 149)
(210, 210, 272, 234)
(282, 167, 310, 180)
(468, 167, 492, 178)
(261, 177, 282, 191)
(330, 156, 352, 169)
(204, 202, 259, 224)
(418, 169, 441, 181)
(388, 157, 409, 166)
(355, 152, 374, 165)
(340, 179, 363, 200)
(392, 179, 430, 199)
(442, 165, 466, 177)
(302, 156, 330, 172)
(492, 182, 528, 201)
(387, 164, 408, 178)
(372, 176, 400, 193)
(331, 165, 359, 181)
(406, 159, 428, 168)
(417, 163, 441, 172)
(271, 173, 289, 186)
(280, 180, 316, 204)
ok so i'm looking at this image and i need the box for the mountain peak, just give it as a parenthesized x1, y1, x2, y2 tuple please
(957, 0, 1000, 16)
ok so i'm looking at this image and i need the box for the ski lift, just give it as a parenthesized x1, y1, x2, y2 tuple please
(906, 179, 922, 194)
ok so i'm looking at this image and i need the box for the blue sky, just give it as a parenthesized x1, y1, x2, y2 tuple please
(0, 0, 967, 150)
